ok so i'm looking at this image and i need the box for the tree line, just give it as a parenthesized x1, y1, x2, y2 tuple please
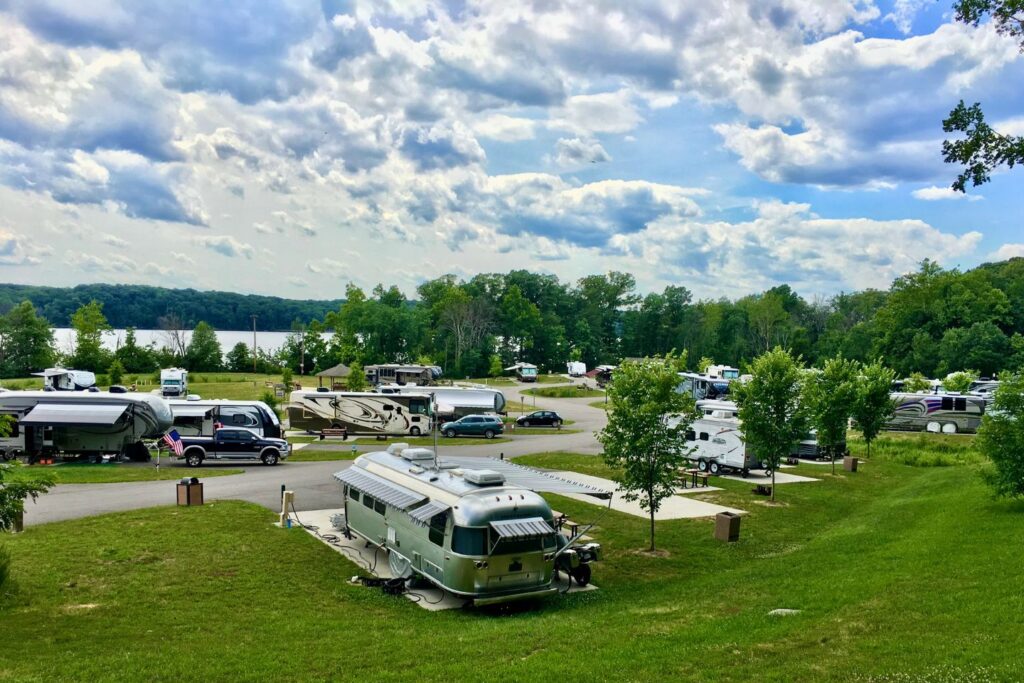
(2, 258, 1024, 379)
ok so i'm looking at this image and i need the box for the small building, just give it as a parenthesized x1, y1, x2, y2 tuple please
(315, 363, 351, 390)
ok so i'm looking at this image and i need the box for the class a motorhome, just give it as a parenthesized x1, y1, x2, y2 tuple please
(566, 361, 587, 377)
(160, 368, 188, 397)
(676, 372, 732, 401)
(363, 364, 439, 387)
(168, 399, 282, 438)
(334, 444, 610, 605)
(32, 367, 97, 391)
(705, 365, 740, 380)
(288, 390, 432, 436)
(375, 385, 506, 421)
(505, 362, 538, 382)
(0, 390, 172, 461)
(886, 392, 986, 433)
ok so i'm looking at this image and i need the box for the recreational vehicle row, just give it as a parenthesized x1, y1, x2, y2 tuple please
(376, 385, 506, 420)
(288, 391, 432, 436)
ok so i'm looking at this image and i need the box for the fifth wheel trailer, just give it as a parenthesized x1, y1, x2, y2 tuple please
(0, 391, 172, 461)
(288, 390, 432, 436)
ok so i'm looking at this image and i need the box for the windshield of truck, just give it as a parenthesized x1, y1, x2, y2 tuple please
(521, 367, 537, 377)
(163, 380, 181, 386)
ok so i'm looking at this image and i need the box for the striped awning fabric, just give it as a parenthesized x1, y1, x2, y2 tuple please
(407, 500, 451, 525)
(334, 467, 427, 510)
(489, 517, 555, 539)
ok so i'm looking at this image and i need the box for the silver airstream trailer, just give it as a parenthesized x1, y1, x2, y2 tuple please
(334, 445, 610, 605)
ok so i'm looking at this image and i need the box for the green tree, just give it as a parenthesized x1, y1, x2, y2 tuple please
(226, 342, 252, 373)
(107, 359, 125, 387)
(695, 356, 714, 374)
(0, 301, 55, 378)
(281, 367, 293, 388)
(944, 370, 978, 393)
(488, 354, 503, 378)
(185, 322, 223, 372)
(977, 373, 1024, 497)
(852, 360, 897, 459)
(732, 347, 808, 501)
(69, 300, 111, 371)
(938, 322, 1011, 376)
(0, 416, 54, 532)
(805, 357, 859, 475)
(903, 372, 932, 393)
(115, 328, 156, 373)
(346, 364, 367, 392)
(597, 356, 695, 551)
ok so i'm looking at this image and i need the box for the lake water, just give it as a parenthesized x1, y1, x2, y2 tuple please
(51, 328, 333, 355)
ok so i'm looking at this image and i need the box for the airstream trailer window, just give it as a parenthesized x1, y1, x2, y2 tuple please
(347, 487, 360, 503)
(374, 499, 386, 515)
(362, 494, 375, 510)
(492, 535, 548, 556)
(452, 526, 487, 556)
(428, 512, 447, 546)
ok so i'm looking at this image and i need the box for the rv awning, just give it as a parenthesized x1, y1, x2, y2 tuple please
(20, 403, 128, 426)
(407, 500, 451, 525)
(171, 405, 215, 418)
(490, 517, 554, 539)
(441, 456, 613, 500)
(334, 467, 427, 510)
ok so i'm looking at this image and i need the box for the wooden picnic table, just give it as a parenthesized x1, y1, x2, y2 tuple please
(680, 468, 710, 489)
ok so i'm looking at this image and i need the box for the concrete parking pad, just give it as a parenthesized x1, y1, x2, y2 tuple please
(551, 472, 746, 520)
(288, 508, 597, 611)
(720, 471, 819, 485)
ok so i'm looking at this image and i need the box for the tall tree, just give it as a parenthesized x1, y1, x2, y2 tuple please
(69, 300, 111, 371)
(598, 355, 695, 552)
(852, 360, 897, 459)
(185, 322, 223, 372)
(805, 356, 859, 475)
(114, 327, 157, 373)
(0, 301, 55, 377)
(226, 342, 252, 373)
(732, 347, 808, 501)
(978, 373, 1024, 497)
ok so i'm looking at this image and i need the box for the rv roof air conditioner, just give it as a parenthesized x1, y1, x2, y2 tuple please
(463, 469, 505, 486)
(400, 447, 436, 462)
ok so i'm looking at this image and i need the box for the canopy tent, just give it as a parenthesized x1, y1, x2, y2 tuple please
(20, 403, 128, 426)
(316, 363, 351, 389)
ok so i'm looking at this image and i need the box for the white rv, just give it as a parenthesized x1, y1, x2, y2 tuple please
(168, 399, 282, 438)
(0, 390, 172, 461)
(566, 361, 587, 377)
(160, 368, 188, 397)
(376, 385, 506, 421)
(706, 365, 740, 380)
(288, 390, 432, 436)
(886, 392, 986, 433)
(32, 367, 97, 391)
(505, 362, 539, 382)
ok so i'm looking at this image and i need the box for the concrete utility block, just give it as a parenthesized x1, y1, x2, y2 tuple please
(843, 456, 859, 473)
(714, 511, 741, 542)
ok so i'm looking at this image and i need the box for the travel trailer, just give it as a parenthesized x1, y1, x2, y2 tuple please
(706, 365, 740, 380)
(886, 392, 986, 433)
(376, 385, 506, 421)
(160, 368, 188, 397)
(168, 399, 282, 438)
(364, 364, 439, 386)
(334, 444, 610, 605)
(288, 390, 432, 436)
(593, 365, 616, 387)
(32, 367, 96, 391)
(676, 372, 733, 401)
(0, 390, 172, 462)
(505, 362, 538, 382)
(566, 361, 587, 377)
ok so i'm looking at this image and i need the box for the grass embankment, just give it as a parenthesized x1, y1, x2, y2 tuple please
(847, 431, 981, 467)
(14, 464, 244, 484)
(3, 449, 1021, 680)
(523, 386, 605, 399)
(589, 399, 610, 411)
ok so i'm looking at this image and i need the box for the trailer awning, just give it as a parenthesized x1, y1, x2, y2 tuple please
(490, 517, 554, 539)
(407, 500, 451, 525)
(334, 467, 426, 510)
(171, 405, 215, 418)
(441, 456, 613, 499)
(20, 403, 128, 426)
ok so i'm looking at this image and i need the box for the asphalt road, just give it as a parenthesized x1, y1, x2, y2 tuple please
(22, 378, 608, 527)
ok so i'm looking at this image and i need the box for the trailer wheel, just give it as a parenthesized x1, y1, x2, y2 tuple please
(709, 462, 721, 475)
(741, 468, 749, 478)
(571, 564, 591, 587)
(484, 429, 495, 439)
(0, 450, 10, 462)
(444, 429, 456, 438)
(697, 459, 708, 472)
(763, 467, 773, 478)
(410, 426, 421, 437)
(941, 423, 957, 434)
(261, 450, 279, 466)
(185, 450, 204, 468)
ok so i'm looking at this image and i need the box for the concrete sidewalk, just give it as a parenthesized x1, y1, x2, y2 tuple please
(551, 471, 747, 520)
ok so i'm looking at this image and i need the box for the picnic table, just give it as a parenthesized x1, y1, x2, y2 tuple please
(679, 468, 711, 489)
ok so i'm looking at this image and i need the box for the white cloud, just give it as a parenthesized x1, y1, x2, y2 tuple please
(194, 235, 255, 259)
(990, 244, 1024, 261)
(473, 115, 537, 142)
(0, 228, 42, 266)
(551, 137, 611, 167)
(912, 186, 984, 201)
(101, 233, 130, 248)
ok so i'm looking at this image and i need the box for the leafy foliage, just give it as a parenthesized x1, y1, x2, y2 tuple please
(185, 322, 224, 372)
(978, 373, 1024, 497)
(345, 364, 367, 392)
(944, 370, 978, 393)
(732, 348, 808, 501)
(598, 355, 695, 551)
(903, 372, 932, 393)
(0, 455, 54, 532)
(853, 360, 897, 458)
(69, 300, 111, 371)
(805, 356, 859, 473)
(107, 358, 125, 386)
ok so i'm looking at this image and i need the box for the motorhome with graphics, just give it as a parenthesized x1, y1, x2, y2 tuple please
(334, 444, 610, 605)
(168, 399, 282, 438)
(288, 390, 432, 436)
(886, 392, 986, 433)
(376, 385, 506, 421)
(0, 391, 172, 462)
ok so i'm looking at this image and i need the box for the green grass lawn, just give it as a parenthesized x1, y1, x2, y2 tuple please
(535, 374, 570, 384)
(588, 399, 611, 411)
(523, 385, 605, 399)
(12, 464, 243, 484)
(515, 451, 620, 478)
(288, 450, 356, 462)
(3, 452, 1021, 681)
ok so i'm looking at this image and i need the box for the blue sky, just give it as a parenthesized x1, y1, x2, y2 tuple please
(0, 0, 1020, 300)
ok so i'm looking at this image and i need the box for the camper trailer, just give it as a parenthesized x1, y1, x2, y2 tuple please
(32, 368, 96, 391)
(593, 365, 616, 387)
(168, 399, 282, 438)
(288, 390, 432, 436)
(706, 365, 740, 380)
(376, 385, 506, 421)
(676, 372, 732, 400)
(0, 390, 172, 462)
(334, 444, 610, 605)
(364, 364, 437, 386)
(886, 392, 986, 433)
(505, 362, 538, 382)
(566, 361, 587, 377)
(160, 368, 188, 397)
(678, 399, 823, 475)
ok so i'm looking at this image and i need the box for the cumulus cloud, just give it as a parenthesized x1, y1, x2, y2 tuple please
(399, 122, 485, 171)
(552, 137, 611, 167)
(101, 233, 129, 248)
(473, 115, 537, 142)
(912, 186, 984, 201)
(0, 228, 42, 265)
(990, 244, 1024, 261)
(194, 235, 255, 259)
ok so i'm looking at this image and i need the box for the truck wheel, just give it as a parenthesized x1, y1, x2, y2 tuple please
(709, 462, 721, 475)
(444, 429, 456, 438)
(410, 426, 421, 436)
(484, 430, 495, 439)
(571, 564, 591, 587)
(185, 451, 204, 468)
(697, 460, 708, 472)
(261, 450, 279, 466)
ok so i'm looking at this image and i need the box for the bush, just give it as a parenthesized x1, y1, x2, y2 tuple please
(260, 390, 279, 411)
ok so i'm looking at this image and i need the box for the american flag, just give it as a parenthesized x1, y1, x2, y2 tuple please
(162, 429, 184, 457)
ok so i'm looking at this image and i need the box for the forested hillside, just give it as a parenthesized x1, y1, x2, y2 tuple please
(0, 284, 343, 330)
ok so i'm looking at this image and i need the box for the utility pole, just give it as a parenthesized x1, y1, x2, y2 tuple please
(251, 314, 257, 373)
